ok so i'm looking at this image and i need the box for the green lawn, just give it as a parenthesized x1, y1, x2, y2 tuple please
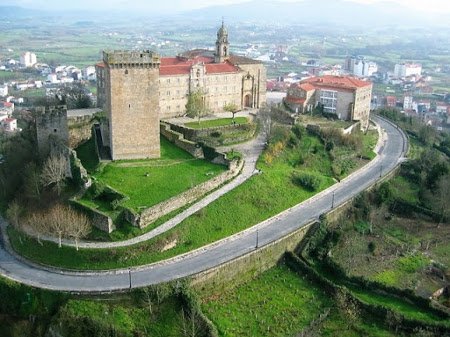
(9, 132, 336, 270)
(81, 137, 227, 212)
(202, 265, 332, 337)
(185, 117, 248, 129)
(54, 296, 184, 337)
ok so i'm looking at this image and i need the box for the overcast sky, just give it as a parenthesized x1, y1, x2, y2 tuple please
(5, 0, 450, 14)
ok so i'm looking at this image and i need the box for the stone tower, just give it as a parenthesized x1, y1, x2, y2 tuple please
(215, 21, 229, 63)
(35, 105, 69, 158)
(103, 50, 161, 160)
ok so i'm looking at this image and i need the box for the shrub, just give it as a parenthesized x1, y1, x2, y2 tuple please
(292, 172, 322, 191)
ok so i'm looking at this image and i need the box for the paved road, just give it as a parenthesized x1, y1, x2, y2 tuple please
(0, 116, 407, 292)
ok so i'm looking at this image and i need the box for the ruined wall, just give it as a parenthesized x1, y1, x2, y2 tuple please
(35, 105, 69, 158)
(70, 199, 115, 233)
(160, 122, 204, 158)
(67, 115, 96, 148)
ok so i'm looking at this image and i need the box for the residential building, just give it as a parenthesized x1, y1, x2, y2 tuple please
(0, 84, 8, 97)
(345, 56, 378, 77)
(20, 52, 37, 67)
(1, 118, 17, 132)
(285, 75, 372, 128)
(403, 95, 413, 110)
(0, 101, 14, 115)
(385, 96, 397, 108)
(394, 63, 422, 78)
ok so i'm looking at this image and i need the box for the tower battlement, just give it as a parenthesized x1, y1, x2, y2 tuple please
(103, 51, 160, 68)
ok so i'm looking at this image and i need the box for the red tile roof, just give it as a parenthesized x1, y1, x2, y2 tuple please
(0, 101, 13, 108)
(96, 62, 105, 68)
(160, 56, 239, 76)
(3, 118, 16, 123)
(300, 75, 371, 91)
(285, 96, 306, 104)
(205, 62, 239, 74)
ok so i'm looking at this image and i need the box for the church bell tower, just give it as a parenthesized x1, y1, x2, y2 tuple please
(215, 20, 229, 63)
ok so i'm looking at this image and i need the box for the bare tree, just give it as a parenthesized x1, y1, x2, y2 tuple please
(65, 207, 91, 251)
(26, 212, 48, 245)
(48, 204, 69, 248)
(6, 200, 23, 230)
(41, 154, 67, 195)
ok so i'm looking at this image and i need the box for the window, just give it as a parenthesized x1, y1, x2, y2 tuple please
(166, 91, 170, 96)
(319, 90, 337, 113)
(167, 79, 170, 83)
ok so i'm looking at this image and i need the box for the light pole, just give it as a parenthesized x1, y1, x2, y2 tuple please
(255, 229, 259, 249)
(128, 269, 132, 290)
(379, 164, 383, 178)
(331, 191, 335, 209)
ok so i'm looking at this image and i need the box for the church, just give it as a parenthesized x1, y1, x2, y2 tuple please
(95, 22, 266, 160)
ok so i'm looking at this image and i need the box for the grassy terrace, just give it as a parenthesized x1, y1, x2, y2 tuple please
(77, 137, 227, 213)
(184, 117, 248, 129)
(202, 264, 399, 337)
(202, 265, 332, 337)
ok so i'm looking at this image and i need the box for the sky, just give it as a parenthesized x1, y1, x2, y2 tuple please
(4, 0, 450, 14)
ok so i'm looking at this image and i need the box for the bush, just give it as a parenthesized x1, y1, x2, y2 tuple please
(292, 172, 322, 191)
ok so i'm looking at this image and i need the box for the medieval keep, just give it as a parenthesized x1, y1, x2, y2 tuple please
(96, 22, 267, 160)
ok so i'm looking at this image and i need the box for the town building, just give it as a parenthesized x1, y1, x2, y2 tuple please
(284, 75, 372, 129)
(96, 22, 266, 160)
(0, 101, 14, 115)
(1, 118, 17, 132)
(20, 52, 37, 67)
(394, 63, 422, 78)
(344, 56, 378, 77)
(0, 84, 8, 97)
(403, 95, 413, 110)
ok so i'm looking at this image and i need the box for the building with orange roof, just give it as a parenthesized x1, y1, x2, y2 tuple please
(95, 22, 266, 160)
(285, 75, 372, 128)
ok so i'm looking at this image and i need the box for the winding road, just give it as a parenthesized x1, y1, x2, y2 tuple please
(0, 116, 407, 292)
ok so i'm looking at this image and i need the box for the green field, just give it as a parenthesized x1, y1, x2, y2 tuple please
(202, 265, 332, 337)
(55, 296, 185, 337)
(185, 117, 248, 129)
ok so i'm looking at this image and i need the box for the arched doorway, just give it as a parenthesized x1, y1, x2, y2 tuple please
(244, 94, 252, 108)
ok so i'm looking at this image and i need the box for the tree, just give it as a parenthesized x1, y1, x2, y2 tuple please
(59, 83, 92, 109)
(26, 212, 48, 245)
(41, 154, 68, 195)
(23, 162, 42, 202)
(48, 204, 69, 248)
(65, 207, 91, 251)
(223, 103, 240, 123)
(6, 200, 23, 230)
(186, 90, 207, 124)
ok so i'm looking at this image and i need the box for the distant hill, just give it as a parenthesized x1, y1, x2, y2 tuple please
(183, 0, 445, 27)
(0, 6, 45, 17)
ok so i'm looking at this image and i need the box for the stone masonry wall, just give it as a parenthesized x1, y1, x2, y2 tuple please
(68, 115, 96, 148)
(189, 222, 314, 296)
(160, 122, 204, 158)
(131, 158, 243, 228)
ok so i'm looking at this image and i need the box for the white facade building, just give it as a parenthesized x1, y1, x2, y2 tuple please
(394, 63, 422, 78)
(0, 84, 8, 97)
(19, 52, 37, 67)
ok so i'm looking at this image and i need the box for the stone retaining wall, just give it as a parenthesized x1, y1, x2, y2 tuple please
(160, 122, 203, 158)
(189, 222, 314, 296)
(69, 199, 115, 233)
(126, 158, 244, 228)
(68, 115, 96, 148)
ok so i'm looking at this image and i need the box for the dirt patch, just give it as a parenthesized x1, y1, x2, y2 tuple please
(161, 239, 178, 252)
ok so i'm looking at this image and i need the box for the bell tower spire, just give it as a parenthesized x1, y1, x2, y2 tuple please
(215, 19, 229, 63)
